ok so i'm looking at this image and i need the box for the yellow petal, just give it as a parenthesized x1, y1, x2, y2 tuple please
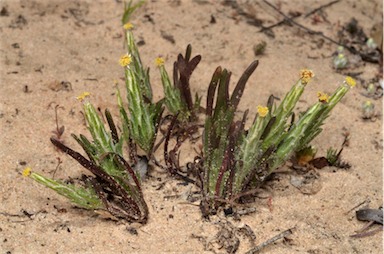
(119, 54, 132, 67)
(257, 105, 269, 117)
(345, 76, 356, 87)
(317, 91, 329, 103)
(123, 22, 134, 30)
(300, 69, 315, 85)
(155, 57, 165, 67)
(76, 92, 91, 102)
(22, 167, 31, 177)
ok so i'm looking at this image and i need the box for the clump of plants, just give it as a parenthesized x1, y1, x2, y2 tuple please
(197, 68, 355, 216)
(23, 21, 356, 222)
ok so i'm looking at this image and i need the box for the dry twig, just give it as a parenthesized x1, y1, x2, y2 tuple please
(245, 227, 294, 254)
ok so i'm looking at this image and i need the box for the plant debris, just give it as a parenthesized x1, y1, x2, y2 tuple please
(350, 207, 383, 238)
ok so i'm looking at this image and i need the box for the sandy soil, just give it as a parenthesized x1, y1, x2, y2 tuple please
(1, 0, 382, 253)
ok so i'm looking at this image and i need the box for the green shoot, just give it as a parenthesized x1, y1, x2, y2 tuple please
(156, 44, 202, 122)
(23, 168, 102, 210)
(121, 0, 146, 25)
(119, 25, 163, 155)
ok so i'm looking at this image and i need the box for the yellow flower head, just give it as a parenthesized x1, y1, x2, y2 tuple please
(317, 91, 329, 103)
(257, 105, 269, 117)
(123, 22, 134, 30)
(300, 69, 315, 85)
(76, 92, 91, 102)
(155, 57, 165, 67)
(119, 54, 132, 67)
(22, 167, 31, 177)
(344, 76, 356, 87)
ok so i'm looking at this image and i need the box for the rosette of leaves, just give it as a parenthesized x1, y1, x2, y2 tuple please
(258, 74, 356, 177)
(233, 70, 318, 192)
(197, 64, 356, 216)
(200, 60, 259, 215)
(26, 102, 148, 223)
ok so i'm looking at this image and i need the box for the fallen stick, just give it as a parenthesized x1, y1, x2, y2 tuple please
(245, 227, 294, 254)
(261, 0, 379, 63)
(260, 0, 339, 33)
(304, 0, 340, 18)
